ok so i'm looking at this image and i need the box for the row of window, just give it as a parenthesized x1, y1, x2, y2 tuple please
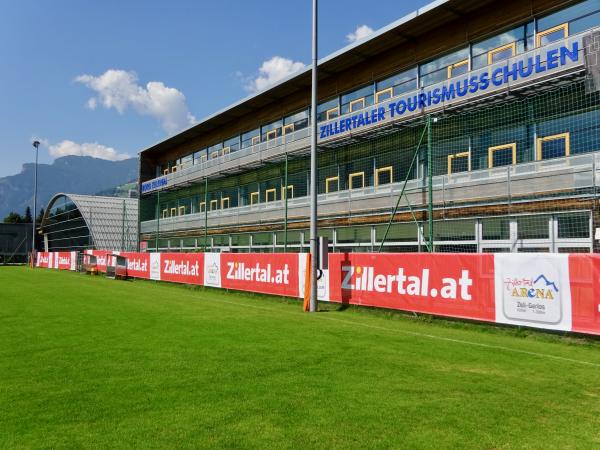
(146, 212, 592, 253)
(158, 129, 574, 218)
(157, 0, 599, 176)
(448, 132, 571, 174)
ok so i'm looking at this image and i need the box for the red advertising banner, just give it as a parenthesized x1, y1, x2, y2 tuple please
(33, 250, 600, 336)
(36, 252, 51, 268)
(160, 253, 204, 285)
(328, 253, 496, 322)
(568, 254, 600, 335)
(220, 253, 299, 297)
(84, 250, 112, 272)
(55, 251, 77, 271)
(119, 252, 151, 279)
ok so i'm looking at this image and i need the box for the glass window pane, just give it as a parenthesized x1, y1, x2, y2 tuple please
(377, 68, 418, 95)
(231, 234, 250, 246)
(570, 10, 600, 34)
(241, 128, 260, 148)
(539, 138, 567, 159)
(340, 85, 374, 114)
(432, 220, 476, 241)
(419, 47, 469, 87)
(317, 97, 339, 122)
(224, 135, 240, 152)
(517, 215, 550, 239)
(471, 26, 527, 69)
(491, 147, 514, 167)
(482, 218, 511, 240)
(252, 232, 273, 245)
(336, 226, 371, 244)
(557, 213, 589, 238)
(275, 230, 302, 245)
(213, 235, 229, 246)
(538, 0, 600, 32)
(375, 223, 419, 242)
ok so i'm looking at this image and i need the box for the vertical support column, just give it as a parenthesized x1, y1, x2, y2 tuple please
(309, 0, 318, 312)
(204, 176, 208, 252)
(121, 200, 126, 251)
(155, 190, 160, 252)
(427, 115, 434, 252)
(284, 153, 289, 252)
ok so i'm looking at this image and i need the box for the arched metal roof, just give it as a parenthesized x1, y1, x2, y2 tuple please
(41, 193, 138, 251)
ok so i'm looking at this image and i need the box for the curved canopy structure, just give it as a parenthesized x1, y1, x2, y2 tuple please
(40, 193, 138, 251)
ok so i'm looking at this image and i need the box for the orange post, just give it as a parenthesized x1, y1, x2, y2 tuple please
(303, 253, 312, 312)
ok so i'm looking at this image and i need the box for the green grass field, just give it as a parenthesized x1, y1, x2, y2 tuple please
(1, 266, 600, 449)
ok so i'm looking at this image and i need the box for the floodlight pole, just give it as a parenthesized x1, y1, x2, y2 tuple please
(31, 140, 40, 261)
(309, 0, 318, 312)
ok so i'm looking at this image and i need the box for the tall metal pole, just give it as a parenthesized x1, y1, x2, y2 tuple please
(31, 141, 40, 260)
(427, 115, 434, 251)
(121, 199, 126, 251)
(284, 153, 288, 252)
(309, 0, 318, 312)
(155, 190, 160, 251)
(204, 176, 208, 251)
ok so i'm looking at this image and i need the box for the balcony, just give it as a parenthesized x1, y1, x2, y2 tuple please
(140, 150, 600, 235)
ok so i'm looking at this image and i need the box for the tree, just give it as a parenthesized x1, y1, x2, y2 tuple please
(37, 207, 45, 224)
(23, 206, 32, 223)
(3, 212, 23, 224)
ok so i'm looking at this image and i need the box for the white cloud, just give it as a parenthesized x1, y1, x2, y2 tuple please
(48, 140, 130, 161)
(346, 25, 374, 43)
(244, 56, 306, 93)
(75, 69, 197, 135)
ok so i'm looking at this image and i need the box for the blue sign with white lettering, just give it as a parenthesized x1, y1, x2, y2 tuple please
(141, 176, 168, 194)
(320, 42, 580, 140)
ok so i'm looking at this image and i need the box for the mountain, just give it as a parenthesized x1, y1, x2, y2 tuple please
(0, 156, 138, 219)
(95, 181, 139, 198)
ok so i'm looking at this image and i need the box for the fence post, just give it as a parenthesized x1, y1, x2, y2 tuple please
(284, 153, 288, 252)
(427, 115, 434, 252)
(204, 176, 208, 251)
(121, 200, 126, 251)
(155, 190, 160, 252)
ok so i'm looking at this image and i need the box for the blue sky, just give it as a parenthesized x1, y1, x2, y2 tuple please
(0, 0, 426, 177)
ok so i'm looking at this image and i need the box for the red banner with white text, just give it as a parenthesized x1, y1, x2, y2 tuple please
(84, 250, 112, 272)
(159, 252, 204, 285)
(36, 252, 51, 268)
(328, 252, 496, 322)
(35, 250, 600, 336)
(220, 252, 299, 297)
(119, 252, 151, 279)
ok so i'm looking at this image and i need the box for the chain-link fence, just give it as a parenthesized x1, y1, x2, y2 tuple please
(140, 79, 600, 254)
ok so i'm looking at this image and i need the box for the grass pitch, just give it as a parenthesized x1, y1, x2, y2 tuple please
(1, 267, 599, 449)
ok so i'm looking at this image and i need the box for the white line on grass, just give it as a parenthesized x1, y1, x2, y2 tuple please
(148, 284, 600, 369)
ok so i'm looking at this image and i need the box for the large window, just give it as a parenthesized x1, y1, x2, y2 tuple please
(180, 153, 193, 170)
(557, 212, 590, 239)
(262, 119, 283, 141)
(241, 128, 260, 149)
(193, 149, 207, 165)
(340, 85, 374, 114)
(471, 25, 530, 69)
(223, 135, 240, 153)
(318, 97, 339, 122)
(283, 109, 309, 134)
(537, 0, 600, 45)
(208, 142, 222, 160)
(376, 68, 418, 102)
(419, 47, 469, 87)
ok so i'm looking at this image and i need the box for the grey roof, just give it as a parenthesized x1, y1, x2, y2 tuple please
(43, 193, 138, 251)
